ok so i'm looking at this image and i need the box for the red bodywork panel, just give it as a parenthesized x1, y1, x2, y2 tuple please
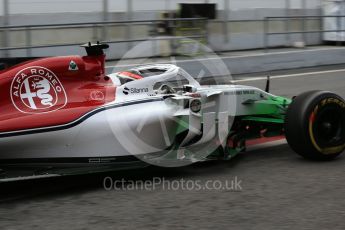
(0, 55, 116, 132)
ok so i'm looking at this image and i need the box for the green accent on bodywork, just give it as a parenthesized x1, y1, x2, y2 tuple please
(243, 95, 291, 118)
(271, 95, 292, 106)
(253, 96, 291, 108)
(242, 116, 285, 124)
(175, 116, 189, 134)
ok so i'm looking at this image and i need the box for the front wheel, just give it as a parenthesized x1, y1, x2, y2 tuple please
(285, 91, 345, 160)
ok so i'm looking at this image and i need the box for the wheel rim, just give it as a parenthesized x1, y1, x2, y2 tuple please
(313, 104, 345, 148)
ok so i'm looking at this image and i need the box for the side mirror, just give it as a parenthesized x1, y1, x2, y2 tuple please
(184, 85, 197, 93)
(81, 41, 109, 56)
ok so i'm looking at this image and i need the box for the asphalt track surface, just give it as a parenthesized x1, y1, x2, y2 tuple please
(2, 65, 345, 230)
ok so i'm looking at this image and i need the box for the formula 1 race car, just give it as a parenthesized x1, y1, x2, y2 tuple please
(0, 43, 344, 179)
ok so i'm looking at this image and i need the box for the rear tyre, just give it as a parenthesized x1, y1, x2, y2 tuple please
(285, 90, 345, 160)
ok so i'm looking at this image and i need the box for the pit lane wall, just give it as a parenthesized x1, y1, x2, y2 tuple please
(0, 1, 322, 58)
(1, 0, 342, 75)
(0, 12, 322, 59)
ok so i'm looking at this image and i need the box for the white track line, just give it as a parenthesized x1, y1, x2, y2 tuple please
(107, 47, 345, 69)
(107, 64, 345, 83)
(232, 68, 345, 83)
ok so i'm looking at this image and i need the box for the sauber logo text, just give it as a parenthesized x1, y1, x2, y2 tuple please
(123, 87, 149, 95)
(10, 66, 68, 114)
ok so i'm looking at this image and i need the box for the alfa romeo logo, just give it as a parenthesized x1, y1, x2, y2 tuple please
(10, 66, 67, 114)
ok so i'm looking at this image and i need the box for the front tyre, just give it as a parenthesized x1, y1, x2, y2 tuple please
(285, 91, 345, 160)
